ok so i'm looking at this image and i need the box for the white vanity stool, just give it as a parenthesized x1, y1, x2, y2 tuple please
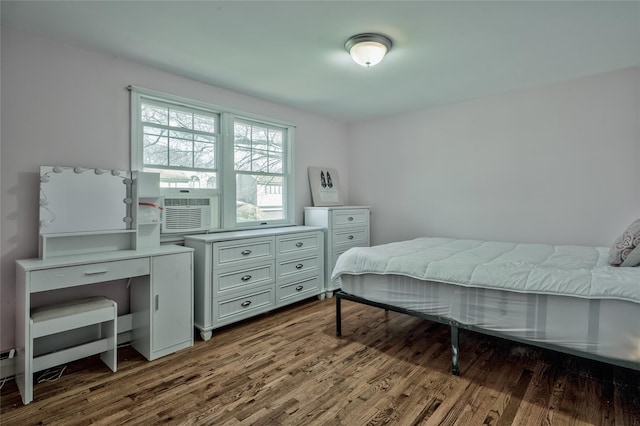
(29, 296, 118, 399)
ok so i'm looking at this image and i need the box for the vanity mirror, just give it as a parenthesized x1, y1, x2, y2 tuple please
(39, 166, 133, 234)
(38, 165, 135, 258)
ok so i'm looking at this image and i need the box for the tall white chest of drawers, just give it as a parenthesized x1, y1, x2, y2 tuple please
(184, 226, 324, 341)
(304, 206, 371, 296)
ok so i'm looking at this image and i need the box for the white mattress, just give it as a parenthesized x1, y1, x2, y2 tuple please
(333, 238, 640, 303)
(341, 273, 640, 364)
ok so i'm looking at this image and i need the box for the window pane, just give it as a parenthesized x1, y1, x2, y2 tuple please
(194, 114, 216, 133)
(251, 155, 268, 173)
(269, 129, 283, 147)
(169, 109, 193, 129)
(168, 138, 192, 167)
(234, 144, 252, 172)
(268, 151, 283, 173)
(234, 121, 286, 174)
(194, 141, 215, 168)
(236, 174, 283, 222)
(143, 127, 168, 166)
(141, 104, 168, 125)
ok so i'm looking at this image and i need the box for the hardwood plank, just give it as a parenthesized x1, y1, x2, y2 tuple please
(1, 298, 638, 425)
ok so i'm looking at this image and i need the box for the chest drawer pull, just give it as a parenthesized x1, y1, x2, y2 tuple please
(295, 264, 304, 269)
(295, 242, 303, 247)
(241, 275, 252, 281)
(348, 235, 354, 240)
(83, 269, 109, 276)
(241, 249, 252, 256)
(295, 285, 304, 291)
(241, 300, 252, 307)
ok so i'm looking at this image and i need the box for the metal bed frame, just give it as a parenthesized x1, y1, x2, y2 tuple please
(335, 289, 640, 375)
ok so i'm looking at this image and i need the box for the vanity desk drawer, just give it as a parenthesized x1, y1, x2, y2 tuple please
(30, 258, 150, 292)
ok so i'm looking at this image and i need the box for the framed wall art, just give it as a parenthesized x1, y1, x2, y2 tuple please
(308, 166, 344, 206)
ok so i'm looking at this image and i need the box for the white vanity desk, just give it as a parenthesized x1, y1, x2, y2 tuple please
(15, 167, 194, 405)
(15, 245, 194, 405)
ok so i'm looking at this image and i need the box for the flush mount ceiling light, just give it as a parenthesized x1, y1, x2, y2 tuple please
(345, 33, 393, 67)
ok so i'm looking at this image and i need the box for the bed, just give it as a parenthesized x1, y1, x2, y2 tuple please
(331, 237, 640, 375)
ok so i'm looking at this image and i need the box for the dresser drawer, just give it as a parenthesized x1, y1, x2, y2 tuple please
(333, 209, 369, 227)
(277, 276, 321, 303)
(213, 238, 274, 268)
(333, 227, 369, 247)
(277, 232, 320, 256)
(216, 288, 274, 321)
(30, 258, 150, 292)
(277, 255, 321, 280)
(215, 263, 274, 295)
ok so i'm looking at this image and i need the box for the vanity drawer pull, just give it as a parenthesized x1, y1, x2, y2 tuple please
(83, 269, 109, 276)
(241, 275, 252, 281)
(241, 249, 252, 256)
(348, 235, 354, 240)
(295, 285, 304, 291)
(348, 216, 354, 221)
(241, 300, 252, 307)
(295, 242, 303, 247)
(295, 264, 304, 269)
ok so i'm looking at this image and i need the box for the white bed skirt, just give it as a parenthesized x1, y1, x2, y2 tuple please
(341, 274, 640, 365)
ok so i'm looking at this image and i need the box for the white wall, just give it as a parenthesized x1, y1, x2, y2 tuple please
(347, 67, 640, 247)
(0, 28, 350, 350)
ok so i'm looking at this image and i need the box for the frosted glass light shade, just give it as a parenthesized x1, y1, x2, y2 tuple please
(345, 33, 392, 67)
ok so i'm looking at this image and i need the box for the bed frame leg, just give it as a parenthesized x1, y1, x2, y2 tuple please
(336, 294, 342, 337)
(451, 325, 460, 376)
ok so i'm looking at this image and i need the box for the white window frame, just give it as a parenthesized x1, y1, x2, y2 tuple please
(130, 86, 295, 232)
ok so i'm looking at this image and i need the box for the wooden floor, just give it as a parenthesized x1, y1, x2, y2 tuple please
(1, 297, 639, 425)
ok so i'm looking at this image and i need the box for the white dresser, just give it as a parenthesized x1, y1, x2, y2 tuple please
(304, 206, 371, 296)
(184, 226, 324, 341)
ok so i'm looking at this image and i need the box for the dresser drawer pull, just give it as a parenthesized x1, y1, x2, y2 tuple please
(83, 269, 109, 276)
(348, 235, 354, 240)
(241, 300, 252, 307)
(295, 242, 303, 247)
(241, 275, 252, 281)
(348, 216, 354, 221)
(295, 264, 304, 270)
(241, 249, 252, 256)
(295, 285, 304, 291)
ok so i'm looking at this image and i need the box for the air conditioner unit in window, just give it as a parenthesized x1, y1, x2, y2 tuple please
(162, 196, 214, 234)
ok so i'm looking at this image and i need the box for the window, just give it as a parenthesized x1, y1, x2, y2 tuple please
(130, 86, 294, 232)
(139, 99, 219, 190)
(234, 120, 287, 222)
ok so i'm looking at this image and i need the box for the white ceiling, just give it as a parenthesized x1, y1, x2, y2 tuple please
(2, 1, 639, 122)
